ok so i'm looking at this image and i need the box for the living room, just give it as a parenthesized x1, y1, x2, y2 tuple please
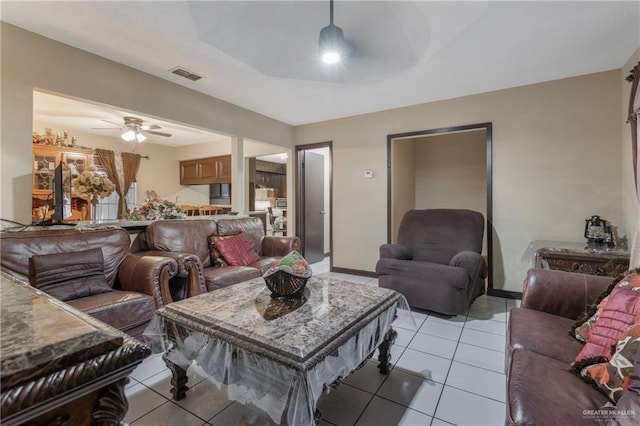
(2, 1, 640, 425)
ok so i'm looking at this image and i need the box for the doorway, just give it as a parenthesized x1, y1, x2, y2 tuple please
(295, 142, 332, 268)
(387, 123, 494, 293)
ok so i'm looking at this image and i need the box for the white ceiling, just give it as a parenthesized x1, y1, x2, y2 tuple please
(33, 91, 231, 147)
(3, 1, 639, 126)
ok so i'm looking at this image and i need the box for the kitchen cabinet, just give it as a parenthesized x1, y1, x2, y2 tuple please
(32, 145, 93, 222)
(254, 160, 286, 197)
(180, 155, 231, 185)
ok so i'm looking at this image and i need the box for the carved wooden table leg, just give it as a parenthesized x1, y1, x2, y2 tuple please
(377, 327, 397, 375)
(163, 353, 189, 400)
(93, 377, 129, 426)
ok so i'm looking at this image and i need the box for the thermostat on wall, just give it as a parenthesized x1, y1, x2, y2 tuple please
(364, 170, 374, 178)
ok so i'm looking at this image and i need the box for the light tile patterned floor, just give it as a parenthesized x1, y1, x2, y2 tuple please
(125, 257, 518, 426)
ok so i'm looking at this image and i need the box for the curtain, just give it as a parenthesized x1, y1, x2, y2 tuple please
(121, 152, 141, 216)
(95, 149, 124, 217)
(627, 62, 640, 267)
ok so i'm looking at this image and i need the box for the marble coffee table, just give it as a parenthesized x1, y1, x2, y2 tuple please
(146, 276, 405, 425)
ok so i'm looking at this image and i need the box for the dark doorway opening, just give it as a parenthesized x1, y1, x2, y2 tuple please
(295, 142, 332, 267)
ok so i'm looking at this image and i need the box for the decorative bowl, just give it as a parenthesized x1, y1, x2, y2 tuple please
(264, 267, 312, 298)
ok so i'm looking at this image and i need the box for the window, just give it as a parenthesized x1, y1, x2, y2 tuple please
(94, 182, 136, 220)
(91, 155, 136, 220)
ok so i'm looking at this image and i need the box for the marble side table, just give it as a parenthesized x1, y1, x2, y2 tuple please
(146, 276, 405, 425)
(0, 273, 150, 426)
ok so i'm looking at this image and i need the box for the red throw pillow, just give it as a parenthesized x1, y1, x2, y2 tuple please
(574, 286, 640, 363)
(213, 233, 260, 267)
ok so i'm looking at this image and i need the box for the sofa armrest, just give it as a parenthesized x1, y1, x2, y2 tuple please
(261, 236, 301, 257)
(521, 268, 614, 320)
(135, 250, 206, 302)
(117, 254, 178, 309)
(450, 251, 486, 279)
(379, 244, 412, 260)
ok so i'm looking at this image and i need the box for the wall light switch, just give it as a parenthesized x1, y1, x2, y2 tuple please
(364, 170, 374, 179)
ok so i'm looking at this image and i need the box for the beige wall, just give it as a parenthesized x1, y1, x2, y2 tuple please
(621, 48, 640, 247)
(390, 139, 416, 243)
(295, 70, 623, 292)
(414, 131, 486, 212)
(1, 23, 294, 223)
(413, 130, 487, 254)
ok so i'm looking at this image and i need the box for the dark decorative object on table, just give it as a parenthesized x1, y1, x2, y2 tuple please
(263, 251, 312, 298)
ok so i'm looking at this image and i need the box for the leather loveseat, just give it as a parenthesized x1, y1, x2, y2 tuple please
(1, 227, 178, 339)
(506, 268, 640, 425)
(139, 217, 300, 302)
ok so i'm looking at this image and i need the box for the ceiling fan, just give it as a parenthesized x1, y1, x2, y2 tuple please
(93, 116, 172, 142)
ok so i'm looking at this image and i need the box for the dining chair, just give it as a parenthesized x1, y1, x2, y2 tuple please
(199, 205, 221, 216)
(180, 205, 199, 216)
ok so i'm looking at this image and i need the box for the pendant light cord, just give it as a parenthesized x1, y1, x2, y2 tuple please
(329, 0, 334, 25)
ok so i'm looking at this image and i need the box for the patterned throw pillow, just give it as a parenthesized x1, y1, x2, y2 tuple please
(573, 286, 640, 363)
(207, 234, 228, 268)
(573, 272, 640, 342)
(576, 316, 640, 403)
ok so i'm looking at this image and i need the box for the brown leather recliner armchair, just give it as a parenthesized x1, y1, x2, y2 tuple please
(376, 209, 487, 315)
(1, 227, 178, 339)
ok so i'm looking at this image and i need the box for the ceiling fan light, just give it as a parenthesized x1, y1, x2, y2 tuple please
(319, 22, 348, 65)
(322, 51, 341, 64)
(135, 132, 147, 143)
(121, 130, 136, 142)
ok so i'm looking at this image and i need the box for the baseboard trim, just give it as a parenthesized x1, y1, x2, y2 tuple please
(331, 267, 378, 278)
(488, 288, 522, 299)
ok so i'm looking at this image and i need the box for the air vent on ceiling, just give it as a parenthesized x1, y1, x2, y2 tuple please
(169, 66, 203, 81)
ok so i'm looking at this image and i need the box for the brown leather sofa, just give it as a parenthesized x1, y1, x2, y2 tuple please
(506, 268, 636, 425)
(139, 217, 299, 302)
(1, 227, 178, 339)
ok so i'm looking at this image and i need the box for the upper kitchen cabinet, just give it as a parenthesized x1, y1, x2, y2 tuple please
(180, 155, 231, 185)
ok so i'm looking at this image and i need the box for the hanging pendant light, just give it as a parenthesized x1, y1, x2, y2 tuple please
(319, 0, 347, 64)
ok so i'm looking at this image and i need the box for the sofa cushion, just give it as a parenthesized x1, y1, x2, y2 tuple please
(202, 266, 262, 291)
(507, 349, 609, 426)
(67, 290, 156, 332)
(1, 227, 129, 287)
(577, 317, 640, 403)
(28, 248, 112, 302)
(574, 286, 640, 362)
(146, 220, 218, 267)
(213, 233, 261, 266)
(508, 307, 585, 363)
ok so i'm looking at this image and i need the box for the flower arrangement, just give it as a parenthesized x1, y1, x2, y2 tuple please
(126, 198, 186, 221)
(71, 166, 116, 202)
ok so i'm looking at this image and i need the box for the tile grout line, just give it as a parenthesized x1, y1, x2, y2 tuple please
(429, 308, 470, 425)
